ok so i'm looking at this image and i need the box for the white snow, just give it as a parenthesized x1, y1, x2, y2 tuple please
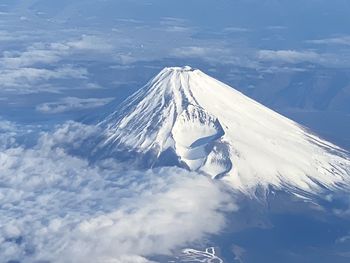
(96, 66, 350, 195)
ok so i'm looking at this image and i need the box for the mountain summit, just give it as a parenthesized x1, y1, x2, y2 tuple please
(94, 66, 350, 194)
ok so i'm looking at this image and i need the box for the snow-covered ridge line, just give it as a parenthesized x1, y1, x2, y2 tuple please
(93, 66, 350, 195)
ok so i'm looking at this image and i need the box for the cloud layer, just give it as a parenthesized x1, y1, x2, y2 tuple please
(0, 121, 235, 263)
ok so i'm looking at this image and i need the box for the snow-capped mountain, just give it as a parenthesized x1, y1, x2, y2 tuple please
(93, 66, 350, 194)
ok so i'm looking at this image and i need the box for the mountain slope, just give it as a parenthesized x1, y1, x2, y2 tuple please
(93, 66, 350, 194)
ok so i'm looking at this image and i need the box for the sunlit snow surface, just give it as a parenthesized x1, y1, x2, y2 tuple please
(94, 66, 350, 195)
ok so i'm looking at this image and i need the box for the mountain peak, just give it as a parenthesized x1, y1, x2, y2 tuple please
(94, 67, 350, 195)
(151, 65, 200, 92)
(163, 65, 196, 72)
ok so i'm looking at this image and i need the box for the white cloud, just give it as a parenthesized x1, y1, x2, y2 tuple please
(223, 27, 250, 33)
(308, 36, 350, 46)
(160, 17, 187, 26)
(0, 118, 42, 160)
(170, 46, 258, 68)
(0, 35, 114, 94)
(0, 119, 20, 150)
(2, 45, 63, 69)
(36, 97, 114, 114)
(258, 65, 308, 73)
(164, 25, 190, 33)
(172, 46, 213, 57)
(171, 46, 241, 65)
(160, 17, 190, 33)
(265, 26, 287, 30)
(0, 66, 87, 93)
(1, 35, 112, 69)
(336, 234, 350, 244)
(0, 118, 17, 132)
(258, 49, 321, 64)
(0, 30, 17, 41)
(65, 35, 113, 51)
(0, 121, 236, 263)
(46, 170, 233, 262)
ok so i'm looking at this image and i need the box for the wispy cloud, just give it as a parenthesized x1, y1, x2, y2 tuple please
(0, 66, 87, 93)
(160, 17, 187, 26)
(36, 97, 114, 113)
(160, 17, 191, 33)
(258, 49, 321, 64)
(307, 36, 350, 46)
(172, 46, 214, 57)
(164, 25, 190, 33)
(265, 25, 287, 30)
(0, 30, 17, 41)
(1, 35, 112, 69)
(223, 27, 251, 33)
(171, 46, 258, 68)
(65, 35, 113, 51)
(1, 44, 63, 68)
(0, 35, 112, 94)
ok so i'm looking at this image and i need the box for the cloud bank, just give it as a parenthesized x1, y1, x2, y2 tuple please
(0, 121, 236, 263)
